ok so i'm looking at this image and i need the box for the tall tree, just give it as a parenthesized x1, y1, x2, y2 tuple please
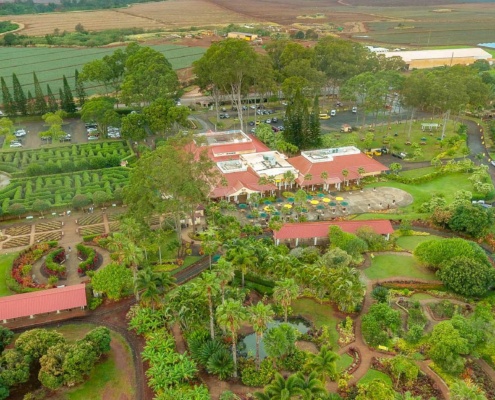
(80, 97, 120, 136)
(248, 302, 275, 369)
(74, 69, 87, 108)
(1, 77, 14, 116)
(273, 278, 299, 323)
(283, 88, 314, 149)
(121, 46, 179, 106)
(230, 246, 258, 288)
(46, 84, 58, 112)
(214, 258, 235, 303)
(12, 73, 27, 116)
(61, 75, 76, 113)
(216, 299, 247, 378)
(125, 135, 217, 242)
(195, 271, 220, 340)
(26, 90, 35, 115)
(33, 72, 47, 115)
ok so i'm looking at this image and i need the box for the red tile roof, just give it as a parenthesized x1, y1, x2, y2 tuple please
(210, 167, 277, 198)
(273, 220, 394, 240)
(0, 284, 87, 321)
(288, 153, 388, 186)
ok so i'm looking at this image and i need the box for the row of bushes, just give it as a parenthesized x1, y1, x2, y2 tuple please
(43, 247, 66, 277)
(76, 244, 99, 275)
(232, 271, 275, 295)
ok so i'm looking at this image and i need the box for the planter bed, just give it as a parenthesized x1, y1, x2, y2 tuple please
(3, 236, 31, 249)
(108, 221, 120, 232)
(77, 214, 104, 226)
(34, 231, 63, 243)
(79, 224, 105, 236)
(76, 243, 103, 276)
(40, 247, 67, 279)
(107, 213, 123, 222)
(5, 225, 31, 236)
(34, 221, 63, 232)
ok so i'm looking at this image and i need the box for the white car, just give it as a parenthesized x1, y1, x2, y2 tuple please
(108, 133, 121, 138)
(491, 160, 495, 167)
(10, 142, 22, 148)
(352, 106, 357, 113)
(330, 109, 336, 116)
(15, 129, 26, 137)
(88, 135, 99, 141)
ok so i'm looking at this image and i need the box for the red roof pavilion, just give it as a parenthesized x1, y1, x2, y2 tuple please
(0, 284, 87, 321)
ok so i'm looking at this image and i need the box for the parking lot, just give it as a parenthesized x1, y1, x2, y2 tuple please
(7, 118, 106, 150)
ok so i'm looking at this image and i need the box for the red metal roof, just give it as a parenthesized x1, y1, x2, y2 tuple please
(273, 220, 394, 240)
(288, 153, 388, 186)
(210, 167, 277, 198)
(0, 284, 87, 321)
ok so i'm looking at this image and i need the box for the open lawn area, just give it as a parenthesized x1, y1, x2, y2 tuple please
(0, 252, 16, 297)
(291, 298, 340, 348)
(337, 353, 353, 372)
(365, 172, 478, 212)
(49, 324, 136, 400)
(364, 253, 437, 281)
(358, 369, 393, 386)
(396, 235, 445, 252)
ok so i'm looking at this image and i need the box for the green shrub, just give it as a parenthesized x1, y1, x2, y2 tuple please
(240, 358, 275, 387)
(276, 348, 307, 371)
(89, 297, 103, 310)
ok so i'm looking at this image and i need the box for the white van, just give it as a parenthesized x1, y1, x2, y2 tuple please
(330, 109, 336, 116)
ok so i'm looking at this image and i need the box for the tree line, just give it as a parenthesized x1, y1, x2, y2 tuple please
(1, 70, 83, 116)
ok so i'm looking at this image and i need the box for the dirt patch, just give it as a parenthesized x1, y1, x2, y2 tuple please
(102, 334, 135, 400)
(296, 340, 318, 354)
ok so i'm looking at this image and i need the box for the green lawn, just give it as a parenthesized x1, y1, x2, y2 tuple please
(291, 298, 340, 348)
(365, 172, 478, 212)
(358, 369, 393, 386)
(47, 324, 135, 400)
(399, 167, 439, 179)
(337, 353, 353, 372)
(0, 253, 17, 297)
(410, 293, 437, 301)
(364, 254, 437, 281)
(396, 235, 445, 252)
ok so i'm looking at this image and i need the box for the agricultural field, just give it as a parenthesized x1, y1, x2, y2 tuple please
(0, 141, 131, 175)
(0, 167, 129, 212)
(0, 43, 205, 95)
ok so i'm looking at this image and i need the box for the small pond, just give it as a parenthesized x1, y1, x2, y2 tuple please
(240, 320, 310, 360)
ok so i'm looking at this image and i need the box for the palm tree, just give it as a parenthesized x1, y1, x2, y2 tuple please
(214, 258, 235, 303)
(231, 247, 258, 288)
(216, 299, 247, 378)
(283, 170, 296, 190)
(341, 169, 349, 187)
(330, 266, 365, 312)
(248, 302, 275, 369)
(357, 167, 365, 185)
(256, 373, 303, 399)
(304, 173, 313, 191)
(296, 371, 326, 399)
(305, 345, 340, 382)
(273, 278, 299, 322)
(320, 171, 329, 191)
(195, 271, 220, 340)
(201, 227, 221, 269)
(135, 268, 176, 309)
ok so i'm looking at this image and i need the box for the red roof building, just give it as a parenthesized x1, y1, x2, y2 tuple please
(273, 220, 394, 246)
(289, 147, 388, 190)
(0, 284, 87, 322)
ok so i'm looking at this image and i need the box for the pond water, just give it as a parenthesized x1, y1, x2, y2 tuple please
(240, 320, 310, 360)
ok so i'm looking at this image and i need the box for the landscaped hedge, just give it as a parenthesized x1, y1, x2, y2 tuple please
(233, 271, 275, 295)
(0, 167, 129, 213)
(0, 141, 131, 176)
(42, 247, 66, 277)
(9, 241, 58, 292)
(76, 243, 100, 275)
(379, 281, 445, 291)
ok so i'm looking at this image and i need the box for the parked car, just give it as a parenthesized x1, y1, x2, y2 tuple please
(265, 119, 272, 124)
(272, 117, 278, 123)
(85, 123, 97, 129)
(330, 109, 336, 116)
(88, 135, 99, 141)
(15, 129, 26, 137)
(319, 113, 330, 120)
(392, 152, 407, 159)
(248, 121, 255, 126)
(10, 141, 22, 148)
(491, 160, 495, 167)
(59, 134, 71, 142)
(108, 132, 121, 138)
(87, 127, 98, 135)
(277, 125, 284, 131)
(271, 126, 280, 132)
(352, 106, 357, 113)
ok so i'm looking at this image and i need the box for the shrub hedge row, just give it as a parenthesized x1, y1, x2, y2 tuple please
(76, 243, 99, 275)
(44, 247, 66, 276)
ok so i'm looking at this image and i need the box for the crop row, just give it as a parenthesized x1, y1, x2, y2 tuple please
(0, 167, 129, 212)
(0, 141, 131, 174)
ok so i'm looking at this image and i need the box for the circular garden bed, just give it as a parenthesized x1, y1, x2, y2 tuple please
(76, 243, 103, 276)
(40, 247, 67, 280)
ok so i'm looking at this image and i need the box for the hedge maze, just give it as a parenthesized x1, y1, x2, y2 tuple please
(0, 141, 131, 176)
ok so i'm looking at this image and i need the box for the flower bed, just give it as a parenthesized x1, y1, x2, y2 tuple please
(346, 347, 361, 375)
(40, 247, 67, 279)
(76, 243, 102, 276)
(35, 221, 63, 232)
(10, 241, 58, 291)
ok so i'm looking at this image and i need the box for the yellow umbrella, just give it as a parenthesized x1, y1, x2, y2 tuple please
(283, 204, 292, 209)
(336, 197, 344, 201)
(310, 200, 319, 205)
(322, 198, 331, 203)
